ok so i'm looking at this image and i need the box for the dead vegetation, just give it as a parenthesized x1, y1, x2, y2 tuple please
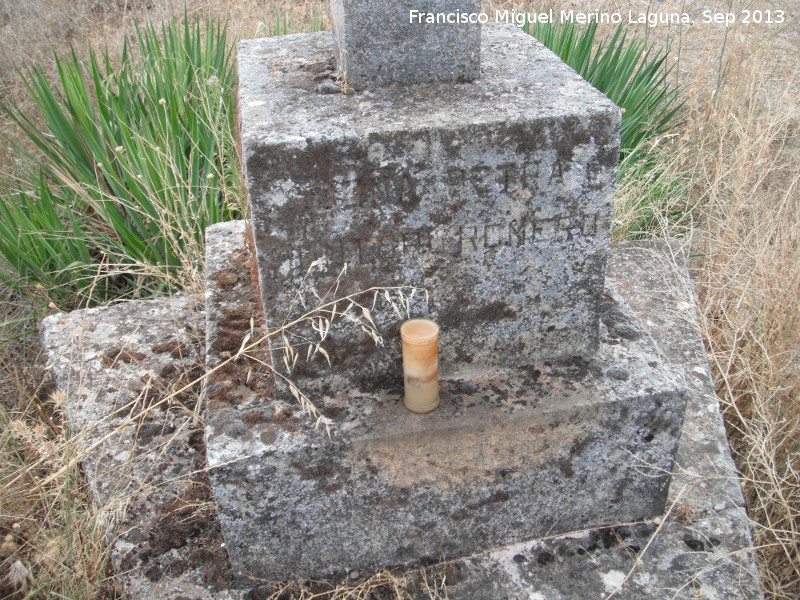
(689, 49, 800, 600)
(610, 2, 800, 597)
(0, 354, 120, 598)
(1, 0, 799, 598)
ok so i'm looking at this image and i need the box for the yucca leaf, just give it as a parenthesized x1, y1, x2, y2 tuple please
(525, 20, 684, 164)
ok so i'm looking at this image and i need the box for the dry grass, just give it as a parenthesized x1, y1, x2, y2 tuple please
(245, 567, 451, 600)
(0, 302, 120, 598)
(1, 0, 799, 598)
(614, 2, 800, 597)
(688, 47, 800, 600)
(0, 401, 121, 598)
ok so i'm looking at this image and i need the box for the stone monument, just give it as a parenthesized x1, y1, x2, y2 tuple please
(36, 5, 763, 596)
(241, 4, 618, 390)
(204, 2, 688, 582)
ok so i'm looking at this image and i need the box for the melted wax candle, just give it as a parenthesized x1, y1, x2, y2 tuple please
(400, 319, 440, 413)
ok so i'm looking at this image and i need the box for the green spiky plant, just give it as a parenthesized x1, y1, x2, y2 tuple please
(0, 17, 240, 308)
(524, 20, 684, 172)
(523, 19, 687, 238)
(0, 13, 685, 306)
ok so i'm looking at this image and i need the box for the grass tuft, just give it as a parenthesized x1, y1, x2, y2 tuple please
(692, 59, 800, 598)
(0, 16, 241, 309)
(0, 394, 121, 599)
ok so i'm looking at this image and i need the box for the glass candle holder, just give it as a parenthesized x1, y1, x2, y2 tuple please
(400, 319, 440, 413)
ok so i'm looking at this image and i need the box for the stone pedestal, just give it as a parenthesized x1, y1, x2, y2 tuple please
(238, 24, 619, 392)
(39, 233, 761, 598)
(211, 20, 685, 584)
(203, 222, 687, 581)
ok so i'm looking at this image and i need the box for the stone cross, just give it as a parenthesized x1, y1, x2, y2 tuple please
(330, 0, 481, 89)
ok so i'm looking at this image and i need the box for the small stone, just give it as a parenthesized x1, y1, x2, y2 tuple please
(136, 422, 166, 445)
(210, 408, 246, 437)
(317, 80, 340, 94)
(349, 570, 359, 580)
(456, 381, 479, 394)
(612, 324, 641, 341)
(605, 368, 630, 381)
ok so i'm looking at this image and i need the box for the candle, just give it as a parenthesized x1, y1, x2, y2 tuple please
(400, 319, 440, 413)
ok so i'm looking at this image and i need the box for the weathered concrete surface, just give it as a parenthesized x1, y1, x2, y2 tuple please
(446, 241, 762, 599)
(239, 25, 620, 388)
(202, 221, 276, 457)
(330, 0, 481, 89)
(40, 237, 761, 598)
(608, 243, 748, 516)
(40, 295, 205, 509)
(205, 222, 686, 581)
(450, 507, 760, 599)
(40, 295, 238, 599)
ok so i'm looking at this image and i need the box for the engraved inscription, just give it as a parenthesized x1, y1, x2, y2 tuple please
(304, 213, 599, 267)
(281, 158, 563, 212)
(295, 167, 423, 210)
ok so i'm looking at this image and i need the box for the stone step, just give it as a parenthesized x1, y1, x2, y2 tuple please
(39, 235, 761, 598)
(204, 221, 687, 581)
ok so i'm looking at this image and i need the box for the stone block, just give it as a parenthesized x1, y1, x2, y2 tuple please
(330, 0, 481, 89)
(203, 223, 687, 581)
(238, 25, 620, 393)
(39, 230, 761, 598)
(451, 507, 762, 599)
